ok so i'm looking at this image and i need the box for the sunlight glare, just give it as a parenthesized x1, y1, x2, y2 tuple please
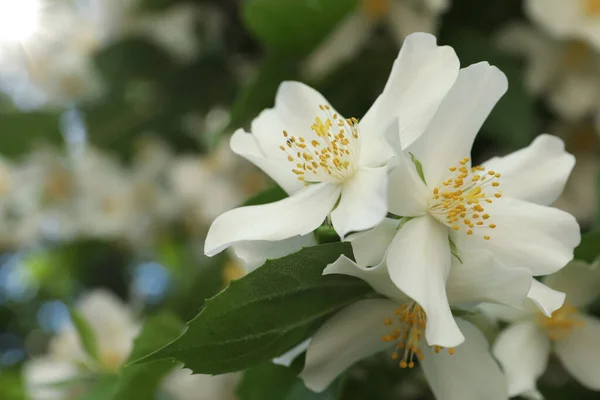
(0, 0, 42, 43)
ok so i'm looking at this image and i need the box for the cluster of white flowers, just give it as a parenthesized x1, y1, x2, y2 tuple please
(0, 136, 265, 251)
(205, 32, 587, 399)
(23, 289, 239, 400)
(0, 0, 219, 108)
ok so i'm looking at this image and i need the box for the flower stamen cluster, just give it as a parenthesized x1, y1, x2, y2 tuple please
(536, 303, 585, 341)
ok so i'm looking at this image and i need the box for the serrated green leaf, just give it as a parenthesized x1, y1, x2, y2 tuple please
(237, 362, 344, 400)
(574, 231, 600, 264)
(243, 0, 358, 55)
(242, 185, 288, 207)
(69, 309, 100, 362)
(126, 313, 185, 363)
(135, 243, 374, 374)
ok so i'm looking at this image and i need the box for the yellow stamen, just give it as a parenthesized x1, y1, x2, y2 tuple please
(537, 302, 584, 341)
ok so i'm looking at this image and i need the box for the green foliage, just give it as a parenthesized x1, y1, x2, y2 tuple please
(69, 309, 100, 362)
(135, 243, 375, 374)
(243, 0, 358, 54)
(111, 313, 185, 400)
(574, 231, 600, 264)
(237, 362, 345, 400)
(242, 185, 288, 207)
(0, 112, 62, 157)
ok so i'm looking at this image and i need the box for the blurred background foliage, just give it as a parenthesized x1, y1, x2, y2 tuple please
(0, 0, 598, 399)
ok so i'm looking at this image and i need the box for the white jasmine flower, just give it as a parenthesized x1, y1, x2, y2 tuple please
(304, 0, 449, 78)
(496, 22, 600, 121)
(205, 33, 461, 256)
(371, 60, 580, 347)
(24, 290, 140, 399)
(299, 255, 518, 398)
(526, 0, 600, 50)
(162, 367, 239, 400)
(492, 261, 600, 398)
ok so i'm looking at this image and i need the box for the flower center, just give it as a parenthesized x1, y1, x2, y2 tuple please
(428, 157, 501, 240)
(562, 40, 592, 70)
(585, 0, 600, 16)
(279, 105, 360, 185)
(381, 302, 454, 368)
(361, 0, 391, 20)
(537, 302, 584, 341)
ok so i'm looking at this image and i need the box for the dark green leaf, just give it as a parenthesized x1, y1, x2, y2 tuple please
(135, 243, 374, 374)
(126, 313, 185, 363)
(69, 309, 100, 362)
(243, 0, 358, 55)
(242, 185, 288, 207)
(237, 362, 345, 400)
(0, 112, 62, 157)
(574, 231, 600, 264)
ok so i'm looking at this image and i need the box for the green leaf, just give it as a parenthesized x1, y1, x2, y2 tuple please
(69, 309, 100, 362)
(574, 231, 600, 264)
(135, 243, 374, 374)
(243, 0, 358, 55)
(444, 30, 537, 150)
(79, 375, 119, 400)
(237, 362, 345, 400)
(242, 185, 288, 207)
(315, 226, 340, 244)
(111, 313, 185, 400)
(409, 153, 426, 185)
(0, 112, 63, 157)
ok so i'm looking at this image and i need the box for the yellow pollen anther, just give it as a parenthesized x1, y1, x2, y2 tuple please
(585, 0, 600, 16)
(537, 302, 585, 341)
(489, 224, 496, 229)
(484, 236, 491, 240)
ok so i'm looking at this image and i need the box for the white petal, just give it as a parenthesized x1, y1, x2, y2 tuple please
(330, 167, 388, 239)
(349, 218, 399, 267)
(273, 339, 311, 367)
(482, 134, 575, 206)
(446, 249, 532, 309)
(420, 319, 508, 400)
(360, 32, 459, 148)
(386, 2, 438, 45)
(528, 280, 566, 318)
(408, 62, 508, 186)
(555, 314, 600, 390)
(300, 299, 397, 392)
(542, 260, 600, 308)
(525, 0, 581, 38)
(23, 357, 79, 400)
(477, 196, 581, 275)
(230, 129, 303, 195)
(548, 72, 600, 121)
(204, 183, 341, 256)
(492, 320, 550, 398)
(303, 12, 373, 79)
(387, 216, 464, 347)
(324, 254, 407, 302)
(387, 149, 430, 217)
(231, 234, 318, 273)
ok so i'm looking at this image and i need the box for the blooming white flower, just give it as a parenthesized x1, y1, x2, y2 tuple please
(491, 261, 600, 398)
(365, 60, 580, 348)
(496, 22, 600, 122)
(298, 254, 519, 399)
(24, 290, 140, 400)
(526, 0, 600, 50)
(205, 32, 461, 256)
(162, 367, 240, 400)
(304, 0, 449, 78)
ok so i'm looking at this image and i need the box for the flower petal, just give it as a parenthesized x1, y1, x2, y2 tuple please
(492, 320, 550, 399)
(204, 183, 341, 256)
(408, 62, 508, 187)
(303, 12, 373, 79)
(482, 134, 575, 206)
(387, 216, 464, 347)
(420, 319, 508, 400)
(525, 0, 580, 38)
(349, 218, 399, 267)
(231, 234, 318, 273)
(387, 150, 430, 217)
(360, 32, 459, 148)
(23, 357, 80, 400)
(446, 249, 532, 309)
(330, 167, 388, 239)
(476, 196, 580, 275)
(555, 314, 600, 390)
(299, 299, 397, 392)
(230, 129, 303, 195)
(542, 260, 600, 308)
(273, 339, 311, 367)
(527, 280, 566, 318)
(324, 255, 407, 303)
